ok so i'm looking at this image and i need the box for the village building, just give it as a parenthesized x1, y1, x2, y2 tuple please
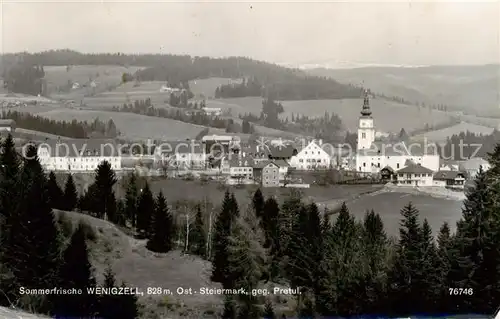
(289, 140, 331, 170)
(155, 141, 205, 170)
(433, 170, 466, 189)
(202, 107, 222, 117)
(253, 160, 280, 187)
(37, 139, 121, 172)
(395, 162, 434, 187)
(222, 156, 254, 185)
(355, 90, 440, 174)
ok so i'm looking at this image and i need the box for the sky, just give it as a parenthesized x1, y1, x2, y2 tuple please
(0, 0, 499, 67)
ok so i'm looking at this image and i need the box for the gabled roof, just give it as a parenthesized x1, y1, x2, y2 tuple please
(462, 157, 490, 170)
(157, 141, 204, 154)
(396, 163, 434, 174)
(228, 155, 254, 168)
(268, 144, 296, 158)
(253, 160, 278, 169)
(433, 170, 467, 181)
(381, 166, 395, 173)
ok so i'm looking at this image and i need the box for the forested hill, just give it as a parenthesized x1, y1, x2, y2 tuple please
(0, 49, 363, 100)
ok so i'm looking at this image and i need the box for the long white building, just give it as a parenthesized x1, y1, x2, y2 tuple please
(37, 139, 122, 172)
(355, 91, 440, 173)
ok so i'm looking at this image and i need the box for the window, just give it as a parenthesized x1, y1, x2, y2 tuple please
(362, 132, 366, 139)
(299, 159, 303, 163)
(377, 163, 380, 168)
(363, 162, 366, 167)
(397, 163, 400, 169)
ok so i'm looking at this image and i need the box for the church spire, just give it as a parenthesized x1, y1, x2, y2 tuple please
(361, 89, 372, 117)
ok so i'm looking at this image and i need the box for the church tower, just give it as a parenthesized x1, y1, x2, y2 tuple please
(357, 90, 375, 150)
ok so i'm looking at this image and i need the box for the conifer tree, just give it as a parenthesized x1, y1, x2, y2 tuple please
(222, 295, 236, 319)
(211, 190, 239, 287)
(262, 197, 280, 280)
(263, 299, 276, 319)
(188, 204, 206, 258)
(136, 182, 154, 238)
(62, 173, 78, 211)
(47, 171, 63, 210)
(146, 191, 174, 253)
(98, 266, 139, 319)
(0, 134, 20, 218)
(92, 161, 117, 220)
(436, 222, 453, 313)
(252, 188, 265, 218)
(227, 212, 266, 319)
(125, 173, 139, 229)
(53, 222, 99, 317)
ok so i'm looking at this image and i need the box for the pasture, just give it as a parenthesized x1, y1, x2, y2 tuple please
(413, 121, 495, 143)
(203, 96, 456, 133)
(36, 109, 228, 141)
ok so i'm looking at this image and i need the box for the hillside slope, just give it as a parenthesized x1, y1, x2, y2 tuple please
(0, 307, 47, 319)
(306, 64, 500, 116)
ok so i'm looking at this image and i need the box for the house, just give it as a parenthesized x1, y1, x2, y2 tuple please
(461, 157, 491, 179)
(225, 156, 254, 185)
(202, 135, 239, 155)
(289, 140, 330, 170)
(0, 119, 15, 132)
(433, 171, 466, 189)
(355, 90, 440, 174)
(395, 163, 434, 187)
(202, 107, 222, 117)
(155, 141, 205, 170)
(36, 138, 121, 172)
(253, 160, 280, 187)
(267, 144, 297, 161)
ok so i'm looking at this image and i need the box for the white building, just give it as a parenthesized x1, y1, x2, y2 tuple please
(289, 140, 331, 170)
(395, 162, 434, 187)
(355, 90, 440, 173)
(0, 119, 15, 132)
(202, 107, 222, 117)
(37, 139, 122, 172)
(155, 141, 206, 170)
(222, 155, 255, 185)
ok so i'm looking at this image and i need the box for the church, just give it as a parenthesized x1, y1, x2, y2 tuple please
(355, 91, 440, 174)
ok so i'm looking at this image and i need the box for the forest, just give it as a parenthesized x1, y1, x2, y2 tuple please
(438, 130, 500, 160)
(0, 50, 364, 100)
(0, 131, 500, 318)
(1, 110, 119, 139)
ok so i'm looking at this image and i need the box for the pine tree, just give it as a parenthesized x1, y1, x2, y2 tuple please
(263, 299, 276, 319)
(136, 182, 154, 238)
(262, 197, 280, 281)
(252, 188, 265, 218)
(99, 266, 139, 319)
(188, 204, 206, 258)
(211, 190, 239, 287)
(222, 295, 236, 319)
(53, 222, 99, 317)
(227, 212, 266, 319)
(0, 133, 20, 219)
(62, 173, 78, 211)
(92, 161, 117, 220)
(47, 171, 63, 210)
(125, 173, 139, 229)
(146, 191, 174, 253)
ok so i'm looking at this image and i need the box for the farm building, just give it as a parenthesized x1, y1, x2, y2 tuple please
(355, 90, 440, 173)
(289, 140, 330, 170)
(0, 119, 16, 132)
(223, 155, 254, 185)
(155, 140, 205, 170)
(395, 162, 434, 187)
(433, 171, 466, 189)
(36, 138, 121, 172)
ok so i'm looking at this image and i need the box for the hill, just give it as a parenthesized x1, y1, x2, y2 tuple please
(36, 109, 229, 141)
(0, 307, 47, 319)
(203, 96, 456, 133)
(0, 50, 363, 101)
(305, 64, 500, 116)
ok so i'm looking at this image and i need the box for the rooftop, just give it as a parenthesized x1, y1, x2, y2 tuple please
(358, 141, 439, 157)
(433, 170, 467, 180)
(36, 138, 120, 157)
(397, 163, 434, 174)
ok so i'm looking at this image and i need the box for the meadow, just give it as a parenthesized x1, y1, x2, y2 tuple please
(36, 109, 227, 141)
(202, 96, 455, 133)
(188, 77, 243, 98)
(413, 121, 495, 143)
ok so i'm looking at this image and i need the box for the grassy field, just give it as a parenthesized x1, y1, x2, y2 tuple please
(45, 65, 143, 98)
(413, 121, 496, 143)
(36, 109, 227, 141)
(203, 96, 455, 133)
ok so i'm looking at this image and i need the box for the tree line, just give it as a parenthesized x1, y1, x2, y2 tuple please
(0, 134, 139, 318)
(1, 110, 119, 139)
(439, 129, 500, 160)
